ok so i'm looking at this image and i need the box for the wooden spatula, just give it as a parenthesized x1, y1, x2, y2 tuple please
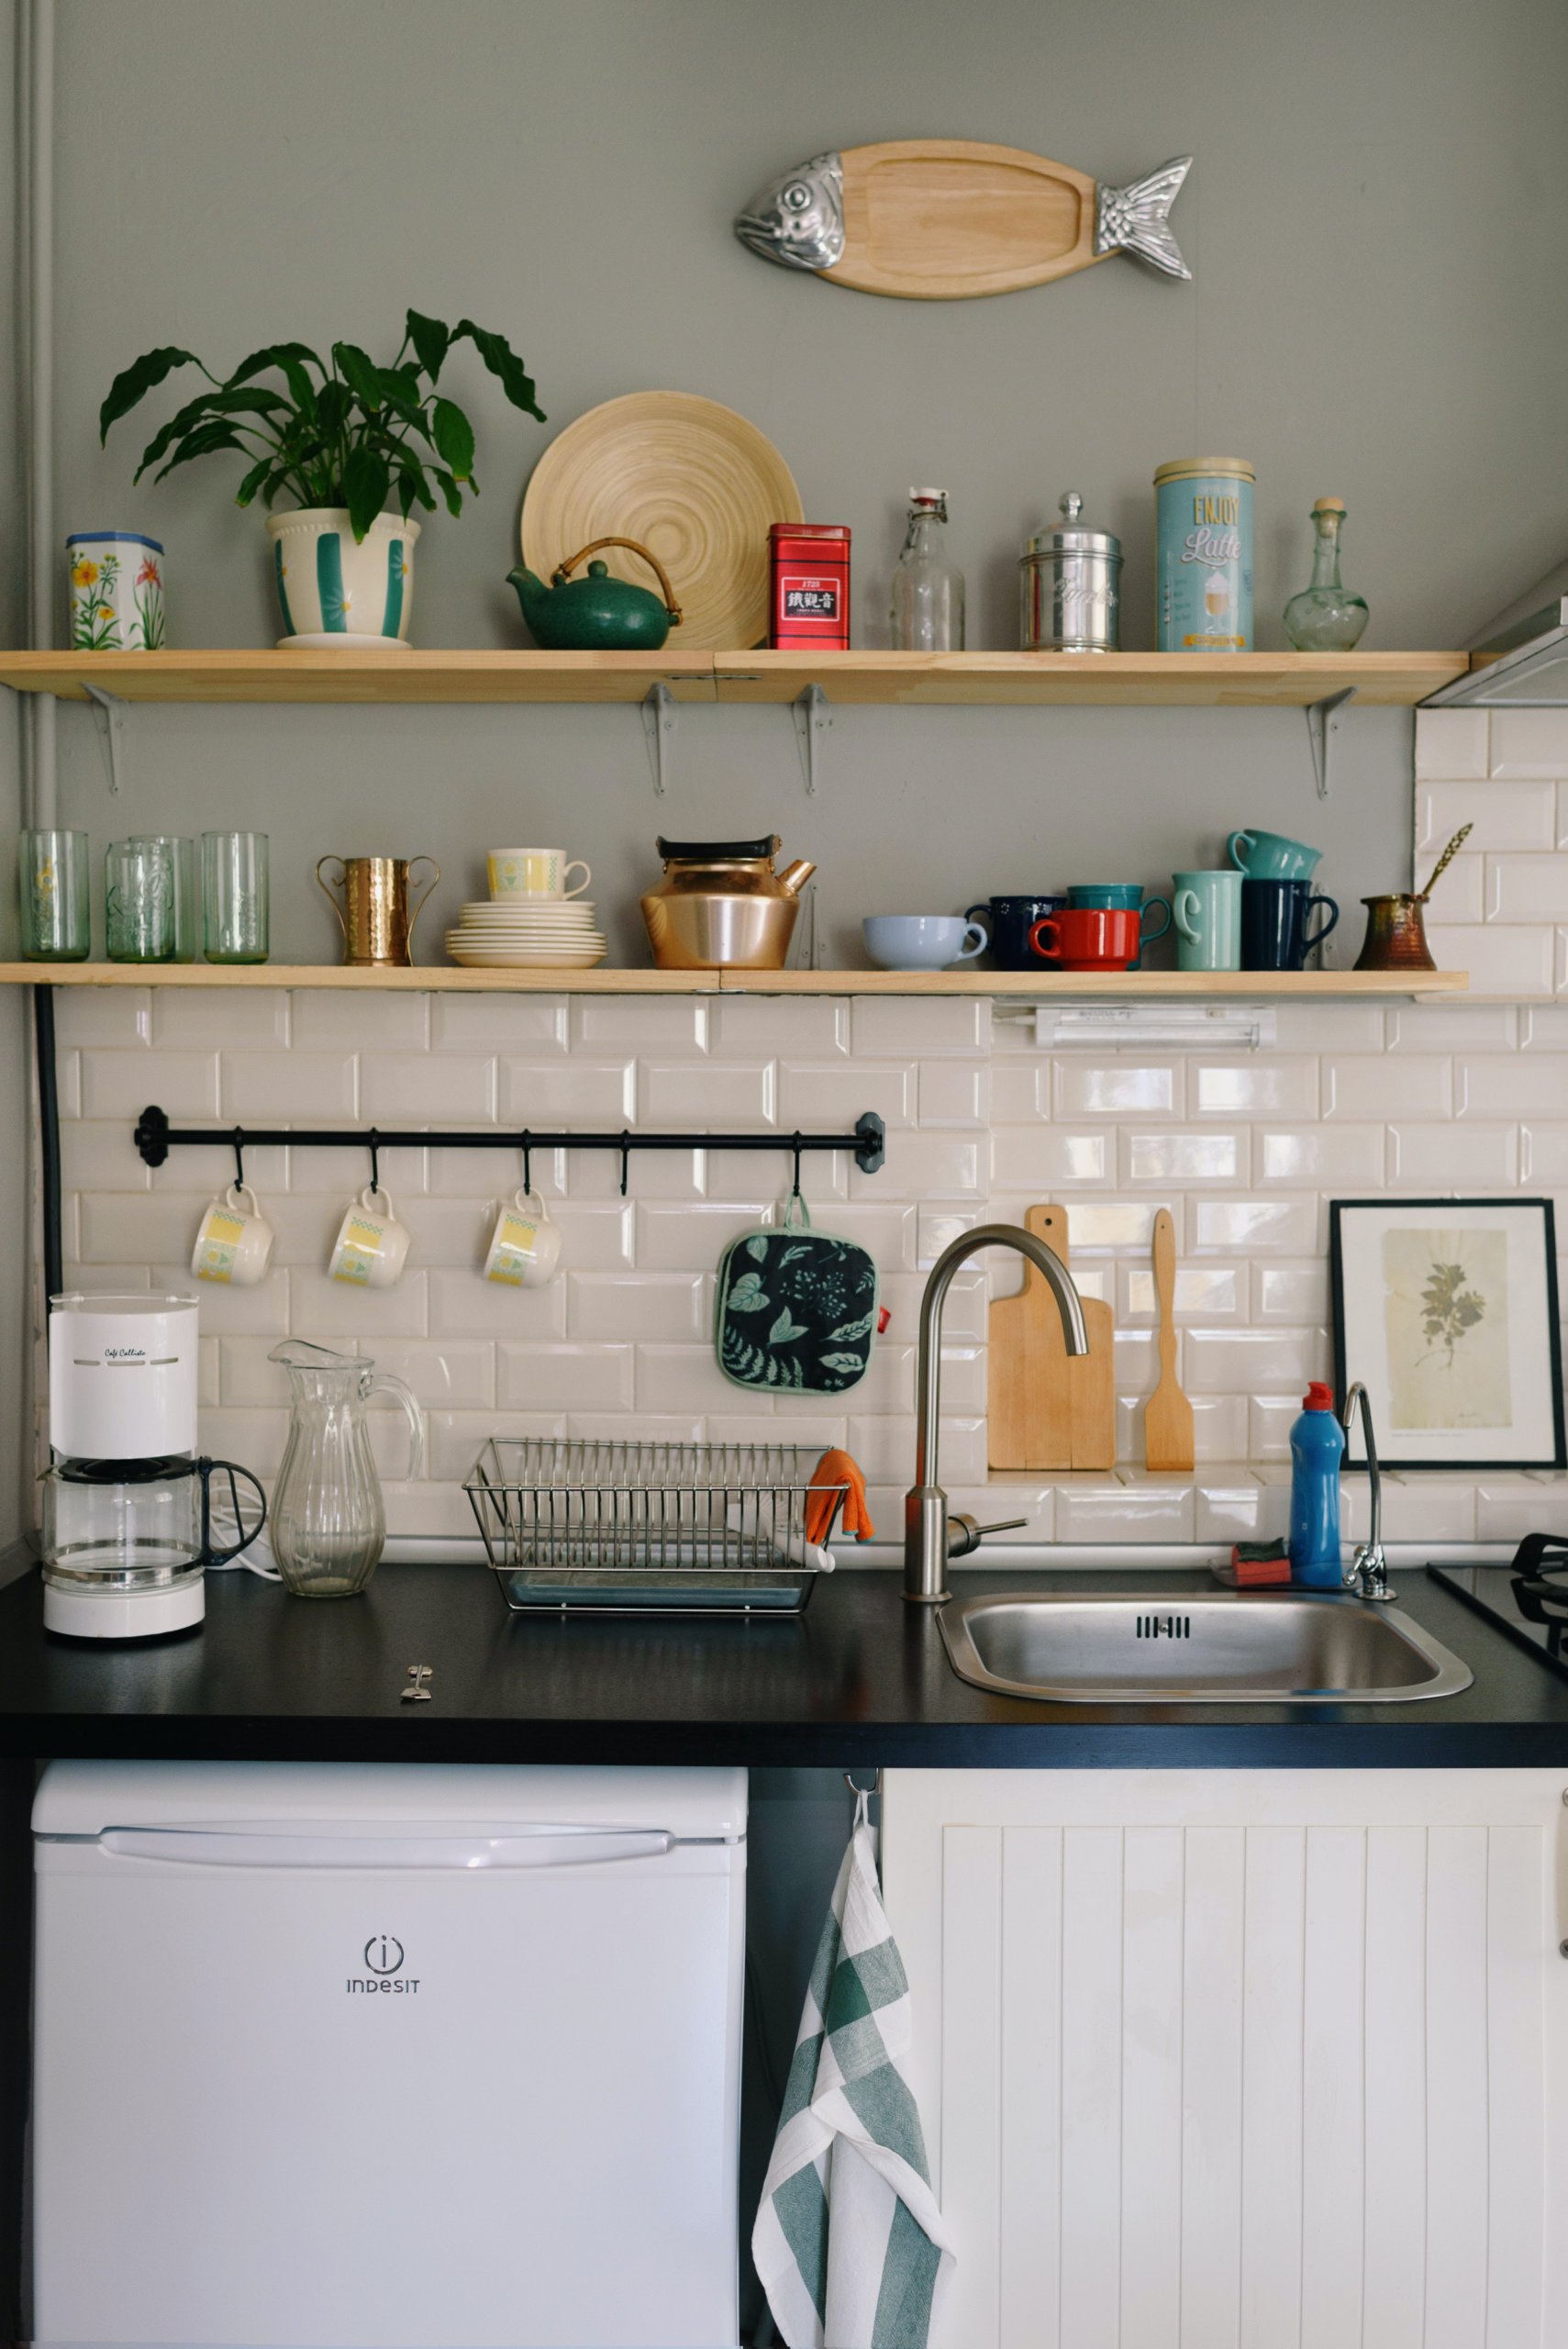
(1144, 1207, 1195, 1473)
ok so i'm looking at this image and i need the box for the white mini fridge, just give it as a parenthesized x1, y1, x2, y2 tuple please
(33, 1759, 747, 2349)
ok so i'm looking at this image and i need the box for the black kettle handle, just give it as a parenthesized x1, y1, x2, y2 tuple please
(199, 1458, 269, 1568)
(1509, 1531, 1568, 1623)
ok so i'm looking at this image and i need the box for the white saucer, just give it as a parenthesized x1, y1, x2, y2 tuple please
(276, 633, 414, 651)
(449, 946, 607, 969)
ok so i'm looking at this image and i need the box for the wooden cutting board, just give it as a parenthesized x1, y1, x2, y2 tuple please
(988, 1204, 1117, 1472)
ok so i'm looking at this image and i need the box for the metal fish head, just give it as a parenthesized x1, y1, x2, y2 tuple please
(733, 151, 845, 274)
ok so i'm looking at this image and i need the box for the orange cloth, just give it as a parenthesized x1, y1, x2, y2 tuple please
(806, 1447, 874, 1546)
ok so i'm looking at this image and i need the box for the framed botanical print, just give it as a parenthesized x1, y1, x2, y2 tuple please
(1329, 1197, 1565, 1470)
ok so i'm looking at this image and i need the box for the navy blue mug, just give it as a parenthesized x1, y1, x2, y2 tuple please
(1240, 877, 1339, 970)
(966, 894, 1067, 971)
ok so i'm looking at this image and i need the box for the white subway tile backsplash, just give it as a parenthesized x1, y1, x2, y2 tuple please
(431, 996, 568, 1052)
(568, 1272, 706, 1341)
(1191, 1059, 1318, 1118)
(1257, 1126, 1383, 1186)
(361, 1052, 494, 1124)
(918, 1060, 990, 1128)
(1421, 853, 1484, 925)
(851, 997, 987, 1057)
(1188, 1196, 1320, 1253)
(1427, 921, 1555, 998)
(355, 1339, 495, 1410)
(569, 998, 708, 1052)
(1387, 1122, 1519, 1186)
(154, 988, 289, 1048)
(151, 1265, 289, 1336)
(990, 1062, 1046, 1121)
(292, 992, 430, 1051)
(1414, 708, 1490, 779)
(1053, 1061, 1184, 1119)
(1385, 1004, 1518, 1052)
(1456, 1053, 1568, 1118)
(428, 1269, 567, 1339)
(56, 987, 150, 1048)
(1119, 1263, 1242, 1322)
(1521, 1127, 1568, 1186)
(1184, 1325, 1327, 1393)
(1488, 708, 1568, 777)
(1418, 777, 1555, 852)
(428, 1411, 566, 1481)
(498, 1342, 633, 1411)
(80, 1191, 206, 1264)
(83, 1049, 218, 1119)
(1520, 1007, 1568, 1049)
(778, 1060, 913, 1130)
(633, 1345, 740, 1413)
(639, 1058, 774, 1126)
(1485, 855, 1568, 922)
(636, 1202, 774, 1272)
(1324, 1054, 1452, 1120)
(1121, 1129, 1244, 1186)
(1055, 1199, 1167, 1251)
(222, 1052, 356, 1121)
(992, 1126, 1110, 1188)
(711, 996, 848, 1056)
(500, 1058, 634, 1124)
(288, 1267, 428, 1339)
(855, 1133, 981, 1200)
(61, 1121, 150, 1192)
(1252, 1261, 1330, 1323)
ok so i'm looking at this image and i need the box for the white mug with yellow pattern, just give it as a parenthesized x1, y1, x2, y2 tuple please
(486, 848, 592, 901)
(483, 1191, 562, 1287)
(328, 1187, 412, 1288)
(192, 1184, 274, 1286)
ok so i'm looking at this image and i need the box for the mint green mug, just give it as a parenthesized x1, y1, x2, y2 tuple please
(1227, 828, 1322, 881)
(1173, 869, 1243, 971)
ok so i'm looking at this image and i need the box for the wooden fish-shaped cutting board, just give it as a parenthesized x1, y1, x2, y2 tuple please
(988, 1204, 1117, 1473)
(735, 141, 1192, 299)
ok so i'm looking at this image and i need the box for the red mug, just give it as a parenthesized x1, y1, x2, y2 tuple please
(1028, 907, 1140, 970)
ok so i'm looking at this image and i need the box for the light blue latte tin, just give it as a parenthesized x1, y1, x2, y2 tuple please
(1154, 457, 1254, 651)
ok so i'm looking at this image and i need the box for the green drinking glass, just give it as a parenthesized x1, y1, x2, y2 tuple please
(19, 829, 91, 961)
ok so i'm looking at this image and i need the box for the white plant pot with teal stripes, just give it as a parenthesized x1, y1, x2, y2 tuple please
(265, 507, 419, 648)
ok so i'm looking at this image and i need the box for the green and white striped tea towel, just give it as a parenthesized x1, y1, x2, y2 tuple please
(753, 1789, 954, 2348)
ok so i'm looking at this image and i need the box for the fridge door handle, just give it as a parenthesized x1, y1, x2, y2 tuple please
(89, 1825, 679, 1870)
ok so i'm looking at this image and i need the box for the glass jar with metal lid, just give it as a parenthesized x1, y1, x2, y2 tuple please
(1019, 492, 1122, 651)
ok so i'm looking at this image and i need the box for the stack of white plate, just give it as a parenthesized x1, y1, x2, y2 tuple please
(446, 900, 607, 969)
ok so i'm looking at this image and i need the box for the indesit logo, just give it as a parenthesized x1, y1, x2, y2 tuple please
(347, 1932, 420, 1996)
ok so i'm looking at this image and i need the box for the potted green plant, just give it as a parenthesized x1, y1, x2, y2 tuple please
(100, 311, 543, 647)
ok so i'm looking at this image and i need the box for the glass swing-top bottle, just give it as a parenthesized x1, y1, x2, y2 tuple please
(890, 488, 965, 651)
(1283, 496, 1369, 651)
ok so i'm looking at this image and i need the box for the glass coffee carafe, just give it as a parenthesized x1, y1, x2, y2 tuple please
(268, 1342, 423, 1598)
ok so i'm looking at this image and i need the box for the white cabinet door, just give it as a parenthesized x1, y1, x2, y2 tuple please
(882, 1768, 1568, 2349)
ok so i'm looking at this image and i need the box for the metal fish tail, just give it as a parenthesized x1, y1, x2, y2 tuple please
(1095, 155, 1193, 279)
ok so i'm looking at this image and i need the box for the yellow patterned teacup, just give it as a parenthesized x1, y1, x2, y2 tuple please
(328, 1186, 412, 1288)
(486, 848, 591, 901)
(192, 1183, 274, 1286)
(483, 1190, 562, 1287)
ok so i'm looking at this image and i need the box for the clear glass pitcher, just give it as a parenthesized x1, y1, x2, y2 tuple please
(268, 1341, 423, 1598)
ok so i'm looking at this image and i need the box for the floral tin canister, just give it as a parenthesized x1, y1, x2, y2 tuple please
(67, 532, 165, 651)
(1153, 458, 1253, 651)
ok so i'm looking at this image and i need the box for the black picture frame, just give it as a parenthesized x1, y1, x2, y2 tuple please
(1329, 1197, 1566, 1472)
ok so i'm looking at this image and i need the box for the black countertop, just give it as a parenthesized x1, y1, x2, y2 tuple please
(3, 1547, 1568, 1765)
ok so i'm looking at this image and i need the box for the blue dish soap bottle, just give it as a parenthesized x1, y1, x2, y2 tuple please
(1288, 1383, 1345, 1588)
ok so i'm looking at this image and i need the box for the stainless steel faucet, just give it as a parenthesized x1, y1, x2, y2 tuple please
(1340, 1380, 1394, 1601)
(905, 1224, 1089, 1603)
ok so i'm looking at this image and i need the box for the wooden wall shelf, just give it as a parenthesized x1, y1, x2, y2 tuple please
(0, 963, 1469, 999)
(0, 649, 1467, 708)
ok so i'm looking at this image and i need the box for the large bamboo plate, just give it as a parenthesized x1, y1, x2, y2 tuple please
(520, 391, 803, 651)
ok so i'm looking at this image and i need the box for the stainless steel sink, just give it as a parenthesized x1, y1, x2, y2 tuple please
(939, 1589, 1473, 1704)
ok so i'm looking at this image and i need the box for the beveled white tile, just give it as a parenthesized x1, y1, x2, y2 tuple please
(1189, 1196, 1320, 1253)
(221, 1052, 356, 1121)
(250, 1191, 343, 1266)
(1324, 1054, 1451, 1119)
(633, 1344, 740, 1412)
(569, 998, 708, 1052)
(1252, 1261, 1330, 1323)
(918, 1060, 990, 1128)
(1111, 1329, 1158, 1387)
(220, 1337, 317, 1408)
(500, 1058, 634, 1123)
(353, 1339, 495, 1410)
(917, 1207, 982, 1269)
(1521, 1007, 1568, 1049)
(851, 997, 987, 1057)
(288, 1267, 428, 1339)
(777, 1061, 913, 1130)
(548, 1202, 635, 1267)
(1121, 1129, 1244, 1186)
(708, 1146, 846, 1205)
(1456, 1052, 1568, 1118)
(153, 988, 289, 1048)
(711, 996, 848, 1056)
(1195, 1480, 1265, 1542)
(1485, 854, 1568, 922)
(56, 988, 150, 1047)
(816, 1201, 917, 1269)
(498, 1341, 633, 1410)
(81, 1190, 206, 1264)
(639, 1058, 774, 1126)
(58, 1051, 81, 1119)
(61, 1120, 150, 1193)
(1414, 707, 1489, 779)
(426, 1143, 544, 1199)
(150, 1264, 288, 1335)
(567, 1412, 703, 1444)
(636, 1202, 774, 1272)
(1488, 707, 1568, 776)
(197, 1408, 290, 1478)
(428, 1268, 566, 1338)
(1184, 1325, 1327, 1393)
(992, 1126, 1110, 1188)
(1191, 1058, 1318, 1118)
(1052, 1061, 1184, 1119)
(1189, 1394, 1251, 1462)
(1385, 1003, 1518, 1052)
(568, 1271, 706, 1341)
(197, 1336, 220, 1408)
(1476, 1475, 1558, 1541)
(1353, 1475, 1475, 1543)
(565, 1146, 706, 1203)
(83, 1048, 219, 1120)
(1523, 1127, 1568, 1184)
(845, 1416, 922, 1483)
(990, 1062, 1046, 1122)
(1418, 776, 1554, 852)
(380, 1482, 477, 1542)
(1055, 1477, 1195, 1542)
(430, 995, 567, 1052)
(1387, 1122, 1518, 1186)
(1055, 1199, 1167, 1251)
(1248, 1395, 1301, 1460)
(293, 993, 429, 1050)
(429, 1410, 566, 1481)
(879, 1268, 984, 1342)
(1268, 1004, 1385, 1053)
(932, 1416, 986, 1481)
(1257, 1126, 1382, 1186)
(361, 1053, 495, 1124)
(1419, 852, 1484, 924)
(853, 1132, 981, 1200)
(1118, 1264, 1243, 1322)
(709, 1411, 848, 1452)
(396, 1196, 495, 1269)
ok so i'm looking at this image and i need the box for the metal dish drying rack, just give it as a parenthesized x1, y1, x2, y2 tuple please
(464, 1437, 848, 1614)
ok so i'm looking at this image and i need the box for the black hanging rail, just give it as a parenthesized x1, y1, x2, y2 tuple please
(134, 1105, 886, 1196)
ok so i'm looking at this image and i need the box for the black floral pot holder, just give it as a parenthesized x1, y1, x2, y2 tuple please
(714, 1197, 880, 1394)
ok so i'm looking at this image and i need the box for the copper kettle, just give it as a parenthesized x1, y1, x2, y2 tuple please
(640, 835, 816, 970)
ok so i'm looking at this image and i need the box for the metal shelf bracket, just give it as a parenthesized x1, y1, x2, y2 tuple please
(82, 680, 129, 796)
(1305, 685, 1356, 800)
(640, 683, 677, 796)
(792, 684, 832, 796)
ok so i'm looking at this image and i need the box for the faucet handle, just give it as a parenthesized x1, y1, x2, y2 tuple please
(946, 1512, 1029, 1559)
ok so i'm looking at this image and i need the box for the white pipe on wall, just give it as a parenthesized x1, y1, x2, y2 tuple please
(19, 0, 56, 827)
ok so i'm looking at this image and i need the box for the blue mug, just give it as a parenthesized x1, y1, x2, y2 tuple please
(1228, 828, 1323, 881)
(965, 894, 1066, 971)
(1068, 883, 1171, 972)
(1240, 877, 1339, 970)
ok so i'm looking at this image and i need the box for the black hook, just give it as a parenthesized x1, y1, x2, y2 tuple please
(368, 1129, 381, 1198)
(790, 1130, 804, 1201)
(231, 1128, 245, 1194)
(618, 1131, 631, 1197)
(521, 1130, 533, 1197)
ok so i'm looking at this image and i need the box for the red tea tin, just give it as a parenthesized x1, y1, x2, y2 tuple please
(768, 524, 851, 650)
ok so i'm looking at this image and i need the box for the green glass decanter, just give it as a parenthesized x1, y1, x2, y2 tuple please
(1283, 496, 1369, 651)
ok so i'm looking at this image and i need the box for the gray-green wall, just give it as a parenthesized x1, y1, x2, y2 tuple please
(1, 0, 27, 1544)
(31, 0, 1568, 964)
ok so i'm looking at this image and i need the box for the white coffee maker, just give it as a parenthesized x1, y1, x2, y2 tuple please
(41, 1293, 265, 1639)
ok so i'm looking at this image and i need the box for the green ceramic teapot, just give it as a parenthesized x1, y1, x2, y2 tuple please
(506, 536, 684, 652)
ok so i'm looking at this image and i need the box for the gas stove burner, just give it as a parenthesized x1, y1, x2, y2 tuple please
(1510, 1532, 1568, 1648)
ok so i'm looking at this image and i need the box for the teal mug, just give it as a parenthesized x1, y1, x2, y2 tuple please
(1227, 828, 1322, 881)
(1068, 883, 1171, 972)
(1173, 869, 1243, 971)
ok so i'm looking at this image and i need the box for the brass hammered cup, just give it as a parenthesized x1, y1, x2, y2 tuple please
(317, 855, 440, 967)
